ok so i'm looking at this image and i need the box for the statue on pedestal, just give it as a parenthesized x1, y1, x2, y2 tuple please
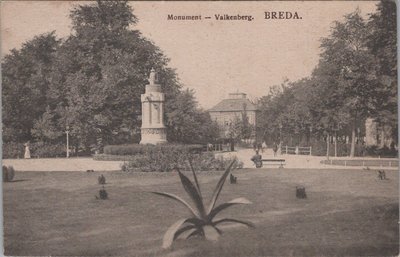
(140, 68, 167, 144)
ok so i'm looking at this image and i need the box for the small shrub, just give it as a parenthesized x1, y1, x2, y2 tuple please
(96, 186, 108, 200)
(3, 166, 8, 182)
(377, 170, 387, 180)
(230, 174, 237, 184)
(296, 186, 307, 199)
(7, 166, 15, 181)
(98, 174, 106, 184)
(3, 165, 15, 182)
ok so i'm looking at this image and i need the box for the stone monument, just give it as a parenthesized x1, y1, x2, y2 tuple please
(140, 68, 167, 144)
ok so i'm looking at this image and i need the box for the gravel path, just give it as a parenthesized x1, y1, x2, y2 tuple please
(3, 148, 398, 171)
(217, 148, 398, 170)
(2, 158, 123, 172)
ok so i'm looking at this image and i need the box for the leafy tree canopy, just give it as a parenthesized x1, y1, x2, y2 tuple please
(2, 0, 216, 152)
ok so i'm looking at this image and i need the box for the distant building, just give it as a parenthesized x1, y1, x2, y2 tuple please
(208, 93, 260, 139)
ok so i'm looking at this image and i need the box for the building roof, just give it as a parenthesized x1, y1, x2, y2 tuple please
(209, 98, 258, 112)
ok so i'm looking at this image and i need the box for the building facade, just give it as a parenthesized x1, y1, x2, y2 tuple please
(208, 93, 260, 139)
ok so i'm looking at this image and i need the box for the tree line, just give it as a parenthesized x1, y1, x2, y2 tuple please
(2, 1, 219, 156)
(258, 1, 397, 157)
(2, 1, 396, 158)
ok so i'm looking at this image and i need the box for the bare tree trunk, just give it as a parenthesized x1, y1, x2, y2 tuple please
(350, 123, 356, 157)
(334, 131, 337, 157)
(326, 133, 330, 160)
(380, 124, 386, 148)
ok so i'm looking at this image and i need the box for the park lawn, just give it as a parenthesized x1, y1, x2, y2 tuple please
(3, 168, 399, 257)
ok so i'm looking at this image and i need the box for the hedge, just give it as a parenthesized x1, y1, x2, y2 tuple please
(103, 144, 204, 156)
(93, 154, 138, 161)
(120, 152, 243, 172)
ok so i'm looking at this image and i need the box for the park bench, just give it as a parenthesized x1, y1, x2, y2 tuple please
(261, 159, 286, 168)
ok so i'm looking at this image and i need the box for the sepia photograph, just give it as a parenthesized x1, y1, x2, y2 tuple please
(1, 1, 398, 256)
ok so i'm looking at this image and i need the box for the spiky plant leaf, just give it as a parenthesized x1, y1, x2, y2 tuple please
(203, 225, 220, 241)
(186, 229, 201, 239)
(163, 218, 188, 249)
(188, 159, 202, 198)
(172, 218, 203, 240)
(177, 226, 197, 240)
(213, 218, 255, 228)
(207, 160, 236, 214)
(150, 191, 200, 218)
(177, 171, 206, 218)
(208, 197, 252, 220)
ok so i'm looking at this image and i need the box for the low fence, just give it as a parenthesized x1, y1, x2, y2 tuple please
(321, 159, 398, 167)
(281, 146, 312, 156)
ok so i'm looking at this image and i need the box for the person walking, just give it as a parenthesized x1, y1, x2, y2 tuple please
(252, 140, 257, 152)
(262, 141, 267, 152)
(257, 142, 262, 153)
(273, 142, 278, 157)
(24, 142, 31, 159)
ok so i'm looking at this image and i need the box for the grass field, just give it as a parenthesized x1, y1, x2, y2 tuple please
(3, 168, 399, 257)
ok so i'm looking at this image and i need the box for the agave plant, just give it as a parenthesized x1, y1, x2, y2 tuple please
(151, 160, 254, 249)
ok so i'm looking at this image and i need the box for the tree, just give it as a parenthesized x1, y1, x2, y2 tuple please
(2, 0, 222, 151)
(258, 82, 288, 144)
(31, 106, 62, 142)
(253, 4, 397, 156)
(258, 79, 313, 146)
(318, 10, 376, 157)
(166, 89, 219, 144)
(2, 32, 60, 143)
(367, 0, 397, 145)
(49, 0, 182, 150)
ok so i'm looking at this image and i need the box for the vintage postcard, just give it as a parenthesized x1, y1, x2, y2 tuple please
(1, 1, 398, 256)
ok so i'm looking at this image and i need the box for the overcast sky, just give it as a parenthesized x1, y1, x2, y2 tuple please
(1, 1, 378, 108)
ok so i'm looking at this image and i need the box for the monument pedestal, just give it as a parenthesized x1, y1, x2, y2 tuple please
(140, 68, 167, 145)
(140, 128, 167, 145)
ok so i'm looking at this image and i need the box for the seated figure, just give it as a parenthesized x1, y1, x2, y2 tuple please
(251, 150, 263, 168)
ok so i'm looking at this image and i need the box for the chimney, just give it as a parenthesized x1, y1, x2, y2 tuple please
(228, 92, 246, 99)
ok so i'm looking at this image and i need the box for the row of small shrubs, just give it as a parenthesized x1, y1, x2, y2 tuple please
(3, 165, 15, 182)
(103, 144, 204, 156)
(3, 142, 66, 159)
(121, 152, 243, 172)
